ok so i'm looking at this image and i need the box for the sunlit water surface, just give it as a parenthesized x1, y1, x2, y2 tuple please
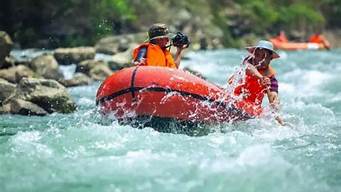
(1, 49, 341, 192)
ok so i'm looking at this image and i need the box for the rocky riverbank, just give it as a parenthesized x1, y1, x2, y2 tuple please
(0, 31, 134, 116)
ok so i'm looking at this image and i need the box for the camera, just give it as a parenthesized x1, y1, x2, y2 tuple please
(171, 32, 190, 48)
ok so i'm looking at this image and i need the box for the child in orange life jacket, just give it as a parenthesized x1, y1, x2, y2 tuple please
(132, 23, 187, 68)
(230, 40, 285, 125)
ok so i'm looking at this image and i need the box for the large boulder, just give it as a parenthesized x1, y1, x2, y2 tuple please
(1, 98, 48, 116)
(30, 54, 64, 80)
(0, 31, 13, 69)
(2, 56, 16, 69)
(59, 73, 92, 87)
(0, 65, 37, 83)
(75, 60, 113, 81)
(13, 78, 76, 114)
(108, 51, 133, 71)
(95, 33, 145, 55)
(54, 47, 96, 65)
(0, 78, 16, 104)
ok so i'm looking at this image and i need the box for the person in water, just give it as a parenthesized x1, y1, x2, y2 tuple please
(132, 23, 188, 68)
(308, 32, 331, 49)
(230, 40, 285, 125)
(272, 30, 288, 43)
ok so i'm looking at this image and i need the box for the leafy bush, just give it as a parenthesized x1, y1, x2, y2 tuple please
(278, 3, 325, 31)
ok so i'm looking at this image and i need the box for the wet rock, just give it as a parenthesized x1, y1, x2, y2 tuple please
(30, 54, 64, 80)
(0, 78, 16, 104)
(14, 78, 76, 114)
(1, 54, 30, 69)
(0, 31, 13, 69)
(75, 60, 113, 81)
(0, 104, 8, 114)
(90, 65, 114, 81)
(54, 47, 96, 65)
(1, 55, 16, 69)
(108, 51, 133, 70)
(2, 98, 48, 116)
(0, 65, 37, 83)
(95, 33, 145, 55)
(59, 73, 92, 87)
(75, 60, 102, 74)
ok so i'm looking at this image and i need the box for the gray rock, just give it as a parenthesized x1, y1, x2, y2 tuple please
(95, 33, 145, 55)
(2, 98, 48, 116)
(172, 9, 192, 28)
(1, 55, 16, 69)
(89, 64, 114, 81)
(0, 65, 37, 83)
(30, 54, 64, 80)
(0, 31, 13, 69)
(0, 78, 16, 104)
(54, 47, 96, 65)
(0, 101, 11, 114)
(75, 60, 113, 81)
(109, 51, 133, 70)
(75, 60, 102, 74)
(59, 73, 92, 87)
(15, 78, 76, 113)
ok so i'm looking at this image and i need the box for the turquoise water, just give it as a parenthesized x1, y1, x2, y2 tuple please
(1, 49, 341, 192)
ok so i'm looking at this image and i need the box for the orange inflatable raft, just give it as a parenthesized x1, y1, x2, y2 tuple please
(96, 66, 260, 129)
(270, 38, 326, 51)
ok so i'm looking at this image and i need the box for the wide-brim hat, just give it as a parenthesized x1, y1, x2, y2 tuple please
(148, 23, 174, 40)
(246, 40, 280, 59)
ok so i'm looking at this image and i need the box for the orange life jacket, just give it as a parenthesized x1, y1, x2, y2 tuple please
(132, 43, 177, 68)
(309, 34, 323, 43)
(232, 66, 276, 109)
(308, 34, 330, 49)
(274, 33, 288, 43)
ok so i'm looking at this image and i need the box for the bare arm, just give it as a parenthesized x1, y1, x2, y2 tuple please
(174, 47, 185, 68)
(267, 90, 285, 125)
(246, 64, 263, 79)
(246, 64, 271, 86)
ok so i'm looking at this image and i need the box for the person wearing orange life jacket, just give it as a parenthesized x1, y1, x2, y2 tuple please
(132, 23, 188, 68)
(229, 40, 285, 125)
(273, 30, 288, 43)
(308, 32, 331, 49)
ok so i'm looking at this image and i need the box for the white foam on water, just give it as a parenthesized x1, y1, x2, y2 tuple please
(59, 64, 76, 80)
(237, 144, 272, 166)
(10, 131, 53, 158)
(2, 49, 341, 192)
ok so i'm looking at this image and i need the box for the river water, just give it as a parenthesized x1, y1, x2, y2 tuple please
(1, 49, 340, 192)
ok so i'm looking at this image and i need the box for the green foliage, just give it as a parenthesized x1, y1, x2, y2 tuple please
(90, 0, 137, 38)
(319, 0, 341, 28)
(239, 0, 279, 33)
(278, 3, 325, 31)
(93, 0, 136, 21)
(1, 0, 340, 47)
